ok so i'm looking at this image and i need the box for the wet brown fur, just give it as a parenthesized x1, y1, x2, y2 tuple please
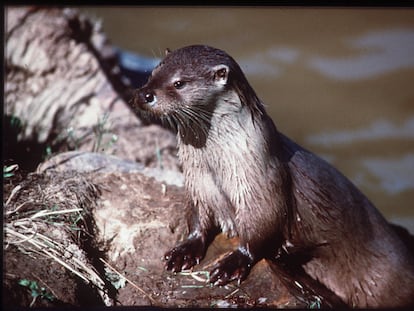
(132, 45, 414, 308)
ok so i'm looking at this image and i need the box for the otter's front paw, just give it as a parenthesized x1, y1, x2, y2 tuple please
(209, 249, 253, 286)
(164, 237, 206, 272)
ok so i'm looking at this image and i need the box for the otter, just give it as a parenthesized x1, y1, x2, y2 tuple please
(131, 45, 414, 307)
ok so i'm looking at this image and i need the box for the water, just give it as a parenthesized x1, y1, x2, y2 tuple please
(79, 7, 414, 231)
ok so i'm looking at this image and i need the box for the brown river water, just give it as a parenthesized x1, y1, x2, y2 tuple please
(79, 7, 414, 232)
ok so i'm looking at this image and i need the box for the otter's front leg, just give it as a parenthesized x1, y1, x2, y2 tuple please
(209, 245, 255, 286)
(164, 233, 207, 272)
(209, 210, 285, 286)
(164, 201, 216, 272)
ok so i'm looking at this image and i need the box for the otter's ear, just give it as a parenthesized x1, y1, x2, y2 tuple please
(165, 48, 171, 56)
(212, 64, 229, 86)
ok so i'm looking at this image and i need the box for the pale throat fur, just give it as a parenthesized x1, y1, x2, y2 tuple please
(177, 87, 286, 243)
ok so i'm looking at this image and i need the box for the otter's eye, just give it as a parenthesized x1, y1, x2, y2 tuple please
(144, 93, 156, 103)
(173, 80, 186, 89)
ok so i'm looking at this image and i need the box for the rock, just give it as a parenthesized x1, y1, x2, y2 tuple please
(5, 6, 179, 172)
(37, 150, 184, 187)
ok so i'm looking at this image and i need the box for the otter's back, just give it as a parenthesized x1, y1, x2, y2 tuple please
(281, 134, 414, 307)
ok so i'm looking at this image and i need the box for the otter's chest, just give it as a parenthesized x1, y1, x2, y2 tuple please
(177, 114, 271, 233)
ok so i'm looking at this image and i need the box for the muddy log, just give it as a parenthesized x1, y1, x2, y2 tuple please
(5, 6, 178, 171)
(4, 6, 345, 308)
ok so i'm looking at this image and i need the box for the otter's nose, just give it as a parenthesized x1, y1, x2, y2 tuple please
(135, 88, 157, 108)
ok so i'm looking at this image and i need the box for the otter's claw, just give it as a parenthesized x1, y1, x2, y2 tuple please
(209, 249, 253, 286)
(164, 237, 206, 272)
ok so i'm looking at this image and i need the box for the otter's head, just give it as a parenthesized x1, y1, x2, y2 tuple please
(132, 45, 263, 148)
